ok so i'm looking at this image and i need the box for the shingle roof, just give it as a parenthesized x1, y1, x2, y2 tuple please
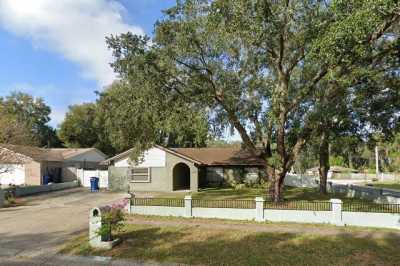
(48, 148, 97, 159)
(0, 144, 99, 163)
(171, 147, 265, 166)
(102, 145, 265, 167)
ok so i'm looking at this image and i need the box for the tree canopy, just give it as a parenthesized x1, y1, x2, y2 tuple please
(58, 81, 211, 157)
(106, 0, 399, 200)
(97, 81, 211, 158)
(0, 92, 61, 147)
(58, 103, 98, 148)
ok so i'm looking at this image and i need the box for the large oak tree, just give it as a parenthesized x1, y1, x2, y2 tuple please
(107, 0, 399, 201)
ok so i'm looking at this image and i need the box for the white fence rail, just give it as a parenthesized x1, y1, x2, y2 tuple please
(285, 174, 400, 204)
(129, 196, 400, 230)
(284, 174, 319, 188)
(332, 173, 399, 181)
(328, 183, 400, 204)
(77, 169, 108, 188)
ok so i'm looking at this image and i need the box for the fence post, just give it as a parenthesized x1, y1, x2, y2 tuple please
(124, 193, 133, 214)
(184, 195, 192, 218)
(255, 197, 265, 222)
(330, 199, 344, 226)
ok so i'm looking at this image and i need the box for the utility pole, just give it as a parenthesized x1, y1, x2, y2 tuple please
(375, 146, 380, 180)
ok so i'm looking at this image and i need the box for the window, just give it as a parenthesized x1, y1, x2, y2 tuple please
(206, 167, 224, 183)
(130, 168, 150, 183)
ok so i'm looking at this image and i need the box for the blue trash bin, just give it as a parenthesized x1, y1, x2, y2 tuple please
(43, 175, 51, 185)
(90, 177, 99, 192)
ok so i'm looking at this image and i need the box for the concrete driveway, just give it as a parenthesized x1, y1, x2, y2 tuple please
(0, 188, 127, 263)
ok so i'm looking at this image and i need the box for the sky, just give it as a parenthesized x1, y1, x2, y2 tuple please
(0, 0, 176, 127)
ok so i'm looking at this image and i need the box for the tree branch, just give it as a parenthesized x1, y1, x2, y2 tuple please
(190, 39, 259, 155)
(367, 13, 400, 44)
(288, 67, 329, 112)
(250, 113, 265, 147)
(286, 47, 305, 75)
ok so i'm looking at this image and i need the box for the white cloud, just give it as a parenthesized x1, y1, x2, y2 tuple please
(0, 0, 144, 86)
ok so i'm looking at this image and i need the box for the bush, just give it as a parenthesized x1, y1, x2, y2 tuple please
(98, 199, 128, 241)
(4, 189, 16, 205)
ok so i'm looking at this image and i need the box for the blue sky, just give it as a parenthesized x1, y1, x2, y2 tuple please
(0, 0, 176, 127)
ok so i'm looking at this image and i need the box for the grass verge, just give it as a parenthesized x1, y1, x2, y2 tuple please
(142, 186, 375, 204)
(61, 216, 400, 266)
(366, 182, 400, 191)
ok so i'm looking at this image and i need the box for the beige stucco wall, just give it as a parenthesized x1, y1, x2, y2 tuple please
(24, 161, 42, 185)
(109, 151, 199, 192)
(128, 167, 169, 192)
(165, 152, 198, 192)
(128, 152, 199, 192)
(109, 166, 170, 192)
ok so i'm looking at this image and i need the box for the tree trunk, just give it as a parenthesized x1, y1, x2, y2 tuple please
(273, 178, 281, 201)
(318, 131, 330, 194)
(270, 111, 288, 202)
(265, 164, 275, 198)
(268, 165, 287, 202)
(348, 152, 353, 169)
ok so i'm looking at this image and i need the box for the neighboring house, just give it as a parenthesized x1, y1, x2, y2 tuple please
(102, 145, 265, 192)
(0, 144, 107, 186)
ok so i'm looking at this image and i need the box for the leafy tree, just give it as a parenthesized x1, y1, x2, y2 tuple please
(0, 113, 37, 146)
(96, 81, 211, 158)
(381, 134, 400, 172)
(58, 103, 114, 154)
(315, 9, 399, 191)
(107, 0, 399, 201)
(206, 139, 243, 148)
(0, 92, 61, 147)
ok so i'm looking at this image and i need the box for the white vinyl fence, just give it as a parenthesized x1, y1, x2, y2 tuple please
(284, 174, 319, 188)
(285, 175, 400, 204)
(77, 169, 109, 188)
(332, 172, 400, 181)
(328, 183, 400, 204)
(129, 196, 400, 230)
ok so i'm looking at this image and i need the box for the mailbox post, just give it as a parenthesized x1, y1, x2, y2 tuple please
(89, 207, 122, 249)
(89, 207, 102, 247)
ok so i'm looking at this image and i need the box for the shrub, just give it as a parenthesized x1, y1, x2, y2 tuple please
(4, 190, 16, 205)
(98, 199, 129, 241)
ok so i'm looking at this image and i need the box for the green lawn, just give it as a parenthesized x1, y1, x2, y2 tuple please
(366, 181, 400, 191)
(61, 217, 400, 266)
(146, 186, 360, 203)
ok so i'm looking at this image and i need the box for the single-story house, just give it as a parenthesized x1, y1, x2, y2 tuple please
(0, 144, 107, 186)
(102, 145, 265, 192)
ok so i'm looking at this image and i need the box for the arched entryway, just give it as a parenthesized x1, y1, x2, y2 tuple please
(173, 163, 190, 190)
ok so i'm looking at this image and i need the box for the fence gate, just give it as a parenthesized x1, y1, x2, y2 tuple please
(77, 169, 109, 188)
